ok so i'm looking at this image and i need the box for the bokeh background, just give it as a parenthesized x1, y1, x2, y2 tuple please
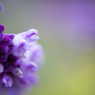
(0, 0, 95, 95)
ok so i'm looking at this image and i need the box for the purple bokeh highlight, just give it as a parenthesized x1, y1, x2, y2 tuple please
(0, 3, 2, 12)
(36, 1, 95, 52)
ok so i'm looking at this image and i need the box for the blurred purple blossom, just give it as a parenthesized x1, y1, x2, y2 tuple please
(0, 24, 44, 95)
(62, 1, 95, 51)
(37, 1, 95, 52)
(0, 3, 2, 12)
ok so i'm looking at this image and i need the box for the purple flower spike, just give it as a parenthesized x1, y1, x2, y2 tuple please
(0, 3, 44, 94)
(0, 24, 44, 95)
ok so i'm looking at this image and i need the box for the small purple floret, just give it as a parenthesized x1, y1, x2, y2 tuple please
(0, 24, 44, 95)
(0, 24, 5, 32)
(2, 75, 13, 87)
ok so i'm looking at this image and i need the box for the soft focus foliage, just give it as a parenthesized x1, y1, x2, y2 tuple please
(0, 0, 95, 95)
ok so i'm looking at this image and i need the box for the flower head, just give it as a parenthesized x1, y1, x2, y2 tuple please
(0, 24, 44, 95)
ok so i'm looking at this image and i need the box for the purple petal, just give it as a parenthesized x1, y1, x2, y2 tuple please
(6, 86, 23, 95)
(0, 63, 4, 73)
(21, 62, 39, 72)
(2, 75, 13, 87)
(0, 24, 5, 32)
(0, 54, 7, 62)
(0, 43, 8, 54)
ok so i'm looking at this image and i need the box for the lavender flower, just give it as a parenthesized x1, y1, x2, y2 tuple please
(0, 24, 44, 95)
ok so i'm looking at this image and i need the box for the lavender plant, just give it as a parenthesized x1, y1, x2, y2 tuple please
(0, 3, 44, 95)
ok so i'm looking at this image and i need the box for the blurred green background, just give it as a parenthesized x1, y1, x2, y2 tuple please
(0, 0, 95, 95)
